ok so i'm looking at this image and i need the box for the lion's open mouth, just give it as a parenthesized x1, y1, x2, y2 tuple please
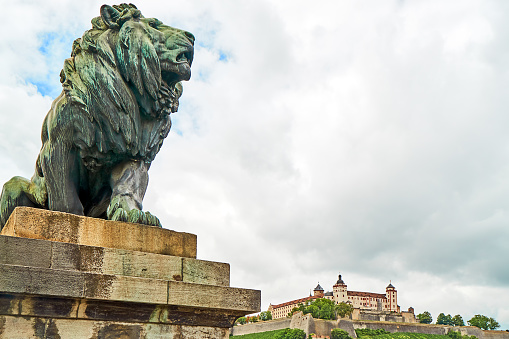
(176, 50, 193, 65)
(160, 47, 194, 87)
(161, 71, 181, 88)
(156, 46, 193, 116)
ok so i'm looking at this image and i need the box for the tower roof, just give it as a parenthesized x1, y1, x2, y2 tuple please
(314, 283, 324, 291)
(335, 274, 346, 285)
(386, 282, 395, 289)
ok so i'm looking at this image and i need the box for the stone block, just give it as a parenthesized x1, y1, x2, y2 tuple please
(0, 235, 51, 268)
(167, 281, 261, 312)
(0, 264, 260, 313)
(0, 294, 241, 327)
(2, 207, 197, 258)
(0, 315, 231, 338)
(83, 273, 168, 304)
(85, 246, 184, 281)
(0, 235, 231, 285)
(183, 257, 230, 286)
(19, 295, 80, 319)
(0, 264, 84, 298)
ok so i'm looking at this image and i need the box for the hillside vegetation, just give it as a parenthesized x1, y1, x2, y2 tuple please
(360, 334, 456, 339)
(231, 331, 475, 339)
(231, 329, 288, 339)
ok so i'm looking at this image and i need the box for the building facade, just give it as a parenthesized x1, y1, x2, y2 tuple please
(268, 274, 400, 320)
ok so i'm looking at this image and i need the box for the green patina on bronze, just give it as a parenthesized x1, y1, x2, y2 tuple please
(0, 4, 194, 228)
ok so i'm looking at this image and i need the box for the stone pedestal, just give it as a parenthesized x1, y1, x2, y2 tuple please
(0, 207, 260, 338)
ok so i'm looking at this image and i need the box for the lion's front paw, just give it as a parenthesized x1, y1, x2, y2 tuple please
(107, 197, 161, 227)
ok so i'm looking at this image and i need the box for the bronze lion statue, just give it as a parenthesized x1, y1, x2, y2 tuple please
(0, 4, 194, 228)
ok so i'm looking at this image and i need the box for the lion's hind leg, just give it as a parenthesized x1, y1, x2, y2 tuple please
(0, 175, 47, 229)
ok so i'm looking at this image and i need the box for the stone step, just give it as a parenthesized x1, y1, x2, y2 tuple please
(0, 315, 231, 338)
(0, 235, 229, 286)
(0, 263, 260, 313)
(0, 293, 241, 327)
(2, 207, 196, 257)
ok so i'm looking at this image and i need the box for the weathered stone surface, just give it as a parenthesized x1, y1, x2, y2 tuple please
(19, 295, 79, 319)
(2, 207, 197, 257)
(0, 205, 261, 337)
(0, 264, 84, 298)
(0, 294, 241, 328)
(0, 235, 230, 285)
(183, 257, 230, 286)
(83, 246, 184, 281)
(83, 273, 168, 304)
(231, 315, 506, 339)
(0, 235, 51, 268)
(167, 281, 261, 312)
(231, 318, 292, 336)
(0, 264, 260, 313)
(0, 315, 230, 338)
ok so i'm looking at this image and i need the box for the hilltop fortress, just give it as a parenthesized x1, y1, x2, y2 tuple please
(268, 274, 416, 323)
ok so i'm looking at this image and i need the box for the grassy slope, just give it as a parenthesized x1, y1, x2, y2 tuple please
(361, 334, 450, 339)
(230, 329, 287, 338)
(232, 331, 453, 338)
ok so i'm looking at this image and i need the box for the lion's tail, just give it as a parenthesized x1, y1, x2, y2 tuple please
(0, 174, 47, 230)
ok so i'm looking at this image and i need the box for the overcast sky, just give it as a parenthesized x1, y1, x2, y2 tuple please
(1, 0, 508, 330)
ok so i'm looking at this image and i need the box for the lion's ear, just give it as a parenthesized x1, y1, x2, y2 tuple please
(100, 5, 120, 29)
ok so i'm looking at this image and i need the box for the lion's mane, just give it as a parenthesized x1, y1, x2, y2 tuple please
(50, 4, 179, 171)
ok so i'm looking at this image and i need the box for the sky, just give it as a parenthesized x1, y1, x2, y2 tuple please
(0, 0, 508, 330)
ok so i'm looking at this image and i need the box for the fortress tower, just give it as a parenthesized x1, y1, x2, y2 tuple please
(386, 282, 398, 312)
(333, 274, 348, 304)
(313, 283, 324, 298)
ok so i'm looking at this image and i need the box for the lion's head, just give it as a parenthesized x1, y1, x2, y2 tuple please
(0, 4, 195, 227)
(57, 3, 194, 169)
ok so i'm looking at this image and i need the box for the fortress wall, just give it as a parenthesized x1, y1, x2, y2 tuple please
(230, 318, 291, 336)
(353, 321, 448, 335)
(313, 319, 337, 337)
(482, 330, 509, 339)
(231, 314, 507, 339)
(352, 321, 496, 339)
(354, 310, 417, 323)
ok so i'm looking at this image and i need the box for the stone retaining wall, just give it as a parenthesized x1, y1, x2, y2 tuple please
(231, 313, 509, 339)
(352, 321, 508, 339)
(230, 318, 291, 336)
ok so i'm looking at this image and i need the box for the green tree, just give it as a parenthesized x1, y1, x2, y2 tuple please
(355, 328, 390, 337)
(274, 328, 306, 339)
(437, 313, 453, 325)
(468, 314, 500, 330)
(417, 311, 433, 324)
(235, 316, 246, 325)
(335, 302, 354, 318)
(275, 329, 291, 339)
(306, 304, 320, 318)
(302, 298, 337, 320)
(249, 315, 259, 323)
(452, 314, 464, 327)
(289, 302, 308, 317)
(447, 331, 462, 339)
(287, 329, 306, 339)
(319, 302, 335, 320)
(260, 311, 272, 321)
(331, 328, 352, 339)
(289, 307, 299, 317)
